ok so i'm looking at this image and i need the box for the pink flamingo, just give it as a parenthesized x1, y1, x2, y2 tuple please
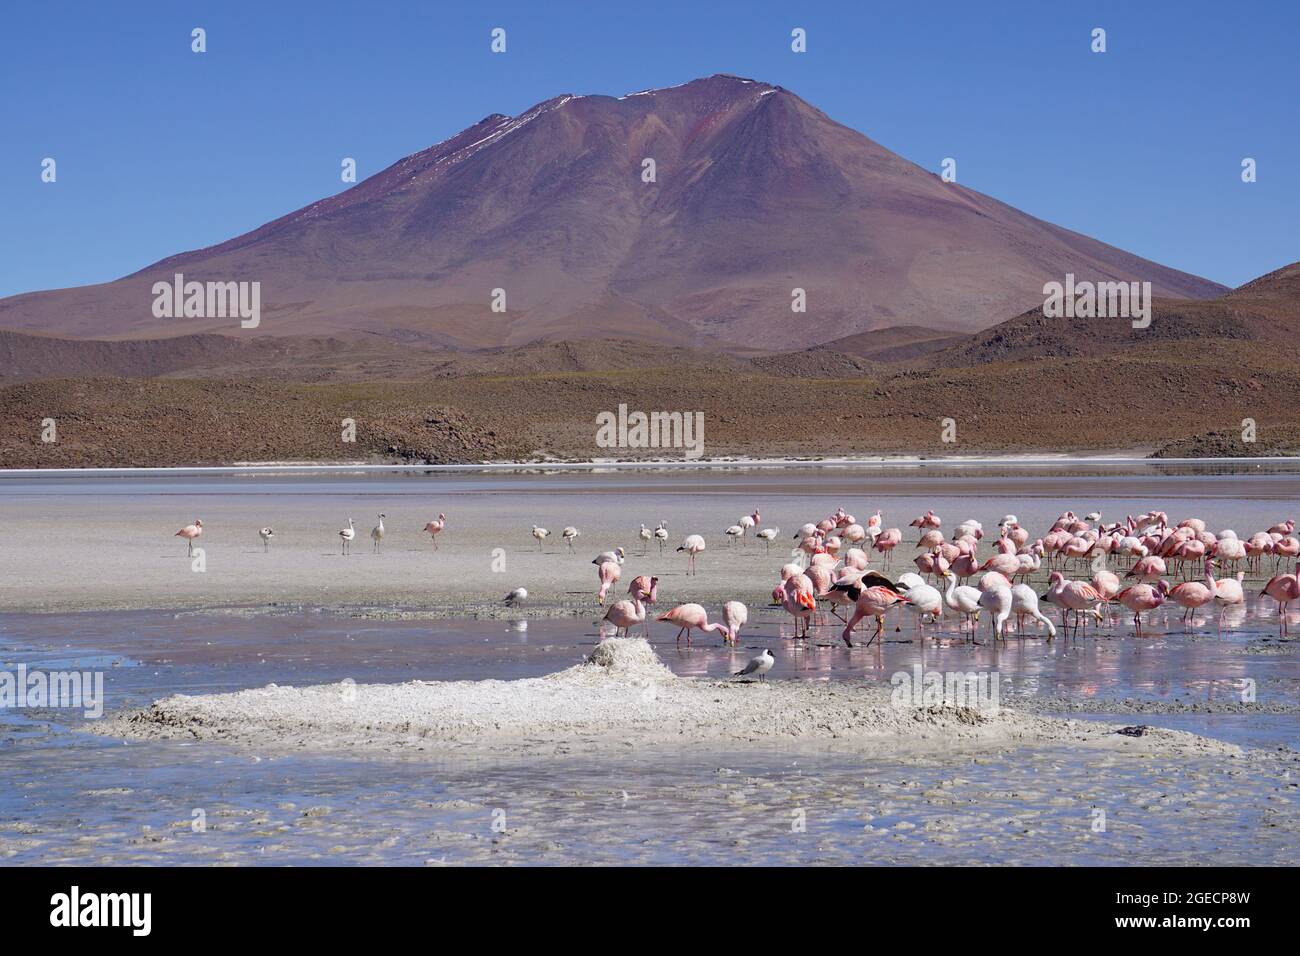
(873, 528, 902, 564)
(775, 575, 817, 638)
(175, 518, 202, 556)
(1167, 560, 1215, 628)
(422, 514, 447, 549)
(916, 529, 944, 550)
(657, 603, 731, 646)
(1260, 560, 1300, 633)
(1126, 555, 1167, 583)
(909, 510, 941, 530)
(1114, 581, 1169, 636)
(978, 549, 1020, 581)
(840, 586, 910, 647)
(721, 601, 748, 645)
(1046, 571, 1106, 633)
(596, 559, 622, 605)
(602, 596, 646, 637)
(1272, 535, 1300, 571)
(1213, 568, 1245, 609)
(627, 574, 658, 606)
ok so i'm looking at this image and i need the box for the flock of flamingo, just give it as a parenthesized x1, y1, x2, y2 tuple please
(586, 507, 1300, 649)
(172, 506, 1300, 659)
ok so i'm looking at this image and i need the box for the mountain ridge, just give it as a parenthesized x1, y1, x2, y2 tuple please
(0, 74, 1225, 350)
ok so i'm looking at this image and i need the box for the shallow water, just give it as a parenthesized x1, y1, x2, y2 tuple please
(2, 604, 1297, 865)
(1, 463, 1297, 865)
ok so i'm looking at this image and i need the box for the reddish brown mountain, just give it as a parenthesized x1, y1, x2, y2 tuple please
(922, 260, 1300, 368)
(0, 75, 1224, 351)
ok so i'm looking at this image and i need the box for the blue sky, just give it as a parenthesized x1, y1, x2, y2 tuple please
(1, 0, 1295, 298)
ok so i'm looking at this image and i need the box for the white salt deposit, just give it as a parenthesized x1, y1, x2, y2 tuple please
(101, 640, 1242, 760)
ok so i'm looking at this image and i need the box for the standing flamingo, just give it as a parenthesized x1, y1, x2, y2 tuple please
(175, 519, 202, 556)
(677, 534, 706, 575)
(370, 513, 386, 553)
(737, 509, 760, 545)
(596, 559, 622, 605)
(1261, 560, 1300, 634)
(657, 603, 731, 646)
(722, 601, 749, 645)
(602, 596, 646, 637)
(775, 575, 817, 638)
(1167, 560, 1215, 628)
(1113, 580, 1169, 636)
(873, 528, 902, 564)
(338, 518, 355, 555)
(422, 514, 447, 549)
(840, 586, 910, 647)
(531, 525, 549, 550)
(653, 521, 669, 553)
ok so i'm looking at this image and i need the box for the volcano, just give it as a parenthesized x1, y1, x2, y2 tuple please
(0, 74, 1224, 351)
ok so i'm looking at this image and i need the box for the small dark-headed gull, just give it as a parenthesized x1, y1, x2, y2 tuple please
(733, 648, 774, 681)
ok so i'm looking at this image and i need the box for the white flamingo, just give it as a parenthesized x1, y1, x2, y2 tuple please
(653, 521, 669, 553)
(737, 509, 760, 545)
(755, 527, 779, 553)
(339, 518, 356, 555)
(562, 526, 581, 550)
(370, 513, 386, 553)
(531, 526, 550, 550)
(258, 527, 275, 552)
(638, 523, 653, 553)
(677, 534, 706, 575)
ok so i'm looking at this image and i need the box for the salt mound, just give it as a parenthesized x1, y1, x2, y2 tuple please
(543, 637, 677, 688)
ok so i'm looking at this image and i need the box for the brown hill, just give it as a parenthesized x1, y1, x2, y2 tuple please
(0, 75, 1222, 352)
(816, 325, 968, 363)
(921, 262, 1300, 369)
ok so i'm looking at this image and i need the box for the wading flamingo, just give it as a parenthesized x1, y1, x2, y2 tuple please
(258, 527, 274, 552)
(657, 603, 731, 646)
(1113, 581, 1169, 636)
(338, 518, 355, 555)
(1261, 560, 1300, 634)
(840, 586, 910, 647)
(1010, 583, 1056, 639)
(722, 601, 749, 645)
(370, 513, 386, 553)
(602, 596, 646, 638)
